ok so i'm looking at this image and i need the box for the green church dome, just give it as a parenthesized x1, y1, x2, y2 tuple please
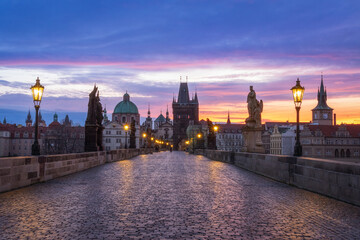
(113, 92, 139, 114)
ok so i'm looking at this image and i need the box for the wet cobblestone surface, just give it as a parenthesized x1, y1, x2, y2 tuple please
(1, 151, 360, 239)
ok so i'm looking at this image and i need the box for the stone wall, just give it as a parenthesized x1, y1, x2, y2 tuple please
(196, 149, 360, 206)
(0, 148, 153, 193)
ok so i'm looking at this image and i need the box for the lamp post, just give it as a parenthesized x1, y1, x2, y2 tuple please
(142, 132, 147, 148)
(213, 125, 219, 150)
(124, 124, 129, 149)
(291, 78, 305, 156)
(30, 77, 44, 156)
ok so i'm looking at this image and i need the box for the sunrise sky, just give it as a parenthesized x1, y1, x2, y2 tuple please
(1, 0, 360, 125)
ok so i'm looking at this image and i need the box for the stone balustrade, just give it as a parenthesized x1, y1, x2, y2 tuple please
(0, 148, 153, 193)
(195, 149, 360, 206)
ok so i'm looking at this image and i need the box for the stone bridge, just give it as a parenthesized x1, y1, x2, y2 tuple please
(0, 151, 359, 239)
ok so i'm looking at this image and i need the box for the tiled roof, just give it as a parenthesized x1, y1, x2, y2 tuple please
(307, 124, 360, 137)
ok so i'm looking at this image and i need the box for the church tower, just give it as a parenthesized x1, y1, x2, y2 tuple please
(172, 79, 199, 150)
(145, 104, 153, 130)
(26, 110, 32, 127)
(312, 74, 333, 125)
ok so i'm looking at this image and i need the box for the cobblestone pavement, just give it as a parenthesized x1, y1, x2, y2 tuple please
(1, 152, 360, 239)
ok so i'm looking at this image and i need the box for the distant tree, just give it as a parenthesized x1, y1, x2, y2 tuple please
(207, 118, 217, 149)
(129, 119, 136, 148)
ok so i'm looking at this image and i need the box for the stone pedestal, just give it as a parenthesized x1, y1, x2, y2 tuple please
(242, 119, 265, 153)
(85, 124, 98, 152)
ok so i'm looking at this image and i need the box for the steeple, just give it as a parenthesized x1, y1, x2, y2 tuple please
(147, 103, 151, 117)
(64, 114, 71, 126)
(26, 110, 32, 127)
(3, 117, 6, 124)
(103, 107, 109, 123)
(227, 111, 231, 124)
(166, 105, 170, 122)
(313, 74, 333, 111)
(312, 74, 334, 126)
(194, 88, 198, 103)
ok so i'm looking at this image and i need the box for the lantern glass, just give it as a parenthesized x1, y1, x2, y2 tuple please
(31, 77, 44, 107)
(291, 78, 305, 108)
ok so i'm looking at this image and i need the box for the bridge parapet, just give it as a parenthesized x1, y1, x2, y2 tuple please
(0, 148, 153, 193)
(195, 149, 360, 206)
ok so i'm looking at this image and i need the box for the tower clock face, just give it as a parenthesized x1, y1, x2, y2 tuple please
(323, 113, 328, 119)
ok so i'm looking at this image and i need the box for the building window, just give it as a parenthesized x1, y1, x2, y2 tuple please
(116, 139, 121, 143)
(116, 131, 121, 135)
(122, 117, 126, 123)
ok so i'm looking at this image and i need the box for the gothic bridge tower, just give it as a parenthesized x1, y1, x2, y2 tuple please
(172, 80, 199, 150)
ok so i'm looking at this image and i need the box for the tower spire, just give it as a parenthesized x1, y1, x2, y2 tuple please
(166, 105, 170, 122)
(227, 111, 231, 124)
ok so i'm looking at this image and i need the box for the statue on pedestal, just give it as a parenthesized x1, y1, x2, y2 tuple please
(242, 86, 265, 153)
(85, 85, 104, 152)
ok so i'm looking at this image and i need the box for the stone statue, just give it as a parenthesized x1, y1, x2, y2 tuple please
(85, 85, 104, 152)
(242, 86, 265, 153)
(86, 85, 98, 124)
(246, 86, 263, 128)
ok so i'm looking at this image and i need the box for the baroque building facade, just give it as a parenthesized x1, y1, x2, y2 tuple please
(172, 82, 199, 150)
(153, 107, 173, 144)
(215, 114, 244, 152)
(103, 92, 140, 150)
(301, 124, 360, 160)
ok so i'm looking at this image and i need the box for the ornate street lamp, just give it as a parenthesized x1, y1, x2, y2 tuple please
(124, 124, 129, 149)
(30, 77, 44, 155)
(291, 78, 305, 156)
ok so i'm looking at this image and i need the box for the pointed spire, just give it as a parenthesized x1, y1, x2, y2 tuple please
(3, 117, 6, 124)
(147, 103, 151, 117)
(313, 73, 333, 111)
(320, 73, 325, 94)
(227, 111, 231, 124)
(166, 105, 170, 122)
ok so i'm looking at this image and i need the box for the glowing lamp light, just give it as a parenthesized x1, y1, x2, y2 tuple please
(185, 141, 190, 145)
(291, 78, 305, 108)
(30, 77, 44, 107)
(197, 133, 202, 139)
(214, 126, 219, 132)
(151, 137, 154, 141)
(142, 133, 147, 138)
(124, 124, 129, 131)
